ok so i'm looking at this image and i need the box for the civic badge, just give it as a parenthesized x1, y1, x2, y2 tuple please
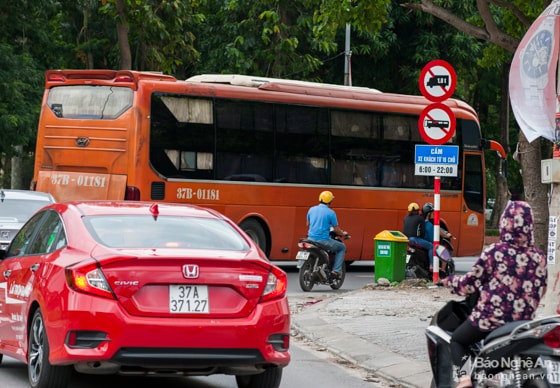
(182, 264, 199, 279)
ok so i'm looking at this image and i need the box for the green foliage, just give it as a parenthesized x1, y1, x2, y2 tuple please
(191, 0, 391, 79)
(313, 0, 390, 39)
(100, 0, 202, 74)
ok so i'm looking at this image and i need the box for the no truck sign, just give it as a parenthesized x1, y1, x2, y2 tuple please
(419, 59, 457, 102)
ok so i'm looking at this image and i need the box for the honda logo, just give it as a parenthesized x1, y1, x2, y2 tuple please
(182, 264, 199, 279)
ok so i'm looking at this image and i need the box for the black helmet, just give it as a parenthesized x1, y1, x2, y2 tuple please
(422, 202, 434, 215)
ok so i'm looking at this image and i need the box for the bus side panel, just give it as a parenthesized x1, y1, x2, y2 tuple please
(36, 171, 127, 202)
(457, 205, 484, 255)
(221, 205, 299, 260)
(159, 179, 479, 260)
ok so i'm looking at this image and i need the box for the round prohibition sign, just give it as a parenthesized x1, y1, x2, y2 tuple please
(418, 103, 456, 145)
(419, 59, 457, 102)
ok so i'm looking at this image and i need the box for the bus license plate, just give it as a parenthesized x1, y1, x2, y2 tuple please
(546, 359, 560, 384)
(296, 251, 310, 268)
(169, 285, 209, 314)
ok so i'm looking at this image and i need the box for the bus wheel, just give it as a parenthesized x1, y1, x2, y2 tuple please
(240, 219, 268, 254)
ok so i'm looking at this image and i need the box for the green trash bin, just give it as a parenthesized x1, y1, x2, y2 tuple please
(374, 230, 408, 282)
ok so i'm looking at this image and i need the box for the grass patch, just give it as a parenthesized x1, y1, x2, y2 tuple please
(485, 228, 499, 236)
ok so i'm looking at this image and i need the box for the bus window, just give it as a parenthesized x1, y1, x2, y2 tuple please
(47, 86, 133, 119)
(275, 105, 329, 184)
(331, 111, 378, 138)
(353, 160, 379, 186)
(150, 94, 215, 179)
(463, 154, 484, 213)
(383, 115, 412, 141)
(159, 96, 213, 124)
(216, 100, 274, 181)
(161, 150, 213, 173)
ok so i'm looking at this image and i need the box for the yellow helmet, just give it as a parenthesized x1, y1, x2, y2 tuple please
(408, 202, 420, 212)
(319, 190, 335, 204)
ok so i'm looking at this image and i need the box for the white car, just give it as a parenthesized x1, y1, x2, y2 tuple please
(0, 189, 55, 250)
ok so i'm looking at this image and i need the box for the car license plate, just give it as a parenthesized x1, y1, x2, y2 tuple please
(546, 359, 560, 384)
(169, 285, 209, 314)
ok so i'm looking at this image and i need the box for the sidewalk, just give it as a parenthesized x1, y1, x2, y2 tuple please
(291, 283, 462, 387)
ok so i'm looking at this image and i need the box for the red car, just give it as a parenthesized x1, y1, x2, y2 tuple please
(0, 201, 290, 388)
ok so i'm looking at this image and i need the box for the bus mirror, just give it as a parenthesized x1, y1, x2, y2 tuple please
(480, 139, 507, 160)
(481, 139, 508, 177)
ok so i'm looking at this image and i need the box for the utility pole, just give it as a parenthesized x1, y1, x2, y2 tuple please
(344, 24, 352, 86)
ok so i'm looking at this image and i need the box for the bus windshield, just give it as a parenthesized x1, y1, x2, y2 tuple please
(47, 86, 133, 119)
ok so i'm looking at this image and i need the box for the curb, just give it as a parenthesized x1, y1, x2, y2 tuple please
(291, 296, 433, 387)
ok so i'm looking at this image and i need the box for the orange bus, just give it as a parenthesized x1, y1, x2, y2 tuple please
(32, 70, 501, 261)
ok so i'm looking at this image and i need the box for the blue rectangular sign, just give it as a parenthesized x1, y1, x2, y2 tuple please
(415, 145, 459, 165)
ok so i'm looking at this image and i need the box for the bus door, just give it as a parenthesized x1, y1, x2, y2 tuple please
(459, 153, 485, 254)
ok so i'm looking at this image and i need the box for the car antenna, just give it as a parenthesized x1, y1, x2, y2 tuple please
(150, 203, 159, 220)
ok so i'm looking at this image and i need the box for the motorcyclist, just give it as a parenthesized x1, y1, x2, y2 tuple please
(441, 201, 547, 388)
(402, 202, 432, 260)
(422, 202, 453, 271)
(306, 190, 349, 278)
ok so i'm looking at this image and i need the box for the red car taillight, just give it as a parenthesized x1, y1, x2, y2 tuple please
(260, 267, 287, 302)
(544, 326, 560, 348)
(65, 260, 115, 300)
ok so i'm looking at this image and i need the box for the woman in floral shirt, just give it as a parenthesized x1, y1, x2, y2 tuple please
(441, 200, 547, 388)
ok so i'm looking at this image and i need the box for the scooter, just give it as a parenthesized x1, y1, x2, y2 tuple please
(426, 294, 560, 388)
(406, 220, 455, 280)
(296, 233, 349, 292)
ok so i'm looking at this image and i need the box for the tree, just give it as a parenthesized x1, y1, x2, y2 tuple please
(190, 0, 391, 79)
(401, 0, 551, 252)
(100, 0, 202, 74)
(0, 2, 57, 188)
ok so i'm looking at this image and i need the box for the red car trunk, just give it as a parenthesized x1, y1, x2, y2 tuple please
(99, 255, 272, 318)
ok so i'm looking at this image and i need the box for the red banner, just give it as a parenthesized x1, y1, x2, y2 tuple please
(509, 2, 560, 143)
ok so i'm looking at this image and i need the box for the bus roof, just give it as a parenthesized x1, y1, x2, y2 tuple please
(186, 74, 387, 102)
(185, 74, 474, 116)
(187, 74, 383, 93)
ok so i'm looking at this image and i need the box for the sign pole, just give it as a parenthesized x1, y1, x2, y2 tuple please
(417, 59, 457, 284)
(433, 177, 441, 283)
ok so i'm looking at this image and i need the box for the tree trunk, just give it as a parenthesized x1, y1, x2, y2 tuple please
(10, 145, 23, 189)
(116, 0, 131, 70)
(517, 131, 548, 252)
(490, 64, 511, 226)
(491, 175, 510, 226)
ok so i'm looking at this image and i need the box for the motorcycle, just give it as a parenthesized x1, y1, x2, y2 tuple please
(406, 219, 455, 280)
(296, 233, 349, 292)
(426, 294, 560, 388)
